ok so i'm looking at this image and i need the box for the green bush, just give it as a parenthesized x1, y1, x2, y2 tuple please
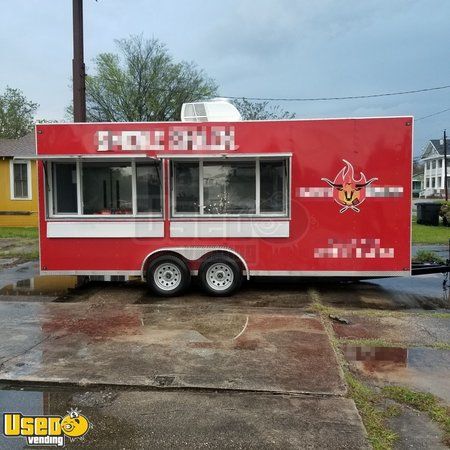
(413, 249, 445, 264)
(440, 201, 450, 225)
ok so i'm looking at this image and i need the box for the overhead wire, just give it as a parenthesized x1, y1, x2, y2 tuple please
(416, 107, 450, 121)
(216, 83, 450, 102)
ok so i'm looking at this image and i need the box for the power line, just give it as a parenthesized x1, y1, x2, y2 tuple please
(219, 83, 450, 102)
(416, 107, 450, 121)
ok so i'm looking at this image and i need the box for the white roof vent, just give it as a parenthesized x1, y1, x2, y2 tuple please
(181, 99, 242, 122)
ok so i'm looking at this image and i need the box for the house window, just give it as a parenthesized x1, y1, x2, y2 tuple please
(49, 161, 162, 217)
(10, 160, 31, 200)
(172, 158, 289, 216)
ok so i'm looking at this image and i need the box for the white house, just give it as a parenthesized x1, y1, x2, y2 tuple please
(419, 139, 450, 198)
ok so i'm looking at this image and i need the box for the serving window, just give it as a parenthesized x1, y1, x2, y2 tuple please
(48, 160, 163, 217)
(172, 158, 289, 217)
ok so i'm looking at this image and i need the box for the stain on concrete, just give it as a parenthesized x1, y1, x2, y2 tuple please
(0, 302, 345, 395)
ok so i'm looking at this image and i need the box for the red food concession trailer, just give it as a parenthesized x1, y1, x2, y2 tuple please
(34, 107, 415, 296)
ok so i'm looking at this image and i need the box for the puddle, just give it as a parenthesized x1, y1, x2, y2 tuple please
(0, 275, 87, 297)
(343, 344, 450, 402)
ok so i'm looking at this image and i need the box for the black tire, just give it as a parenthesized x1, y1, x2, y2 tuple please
(199, 255, 243, 297)
(146, 255, 190, 297)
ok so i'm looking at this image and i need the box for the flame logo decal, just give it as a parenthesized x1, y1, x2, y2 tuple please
(321, 160, 377, 213)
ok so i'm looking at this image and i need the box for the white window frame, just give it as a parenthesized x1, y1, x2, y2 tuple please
(10, 159, 32, 200)
(47, 160, 164, 219)
(171, 157, 291, 219)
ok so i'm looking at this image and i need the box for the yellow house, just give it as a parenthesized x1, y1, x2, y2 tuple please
(0, 133, 38, 227)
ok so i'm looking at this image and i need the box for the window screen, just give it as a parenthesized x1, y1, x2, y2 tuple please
(136, 163, 162, 214)
(203, 162, 256, 214)
(82, 162, 132, 215)
(53, 163, 77, 213)
(260, 160, 286, 213)
(172, 159, 288, 216)
(173, 162, 199, 213)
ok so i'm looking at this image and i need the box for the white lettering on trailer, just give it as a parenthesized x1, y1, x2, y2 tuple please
(95, 126, 236, 152)
(314, 238, 394, 259)
(96, 130, 164, 151)
(296, 186, 404, 198)
(168, 126, 236, 151)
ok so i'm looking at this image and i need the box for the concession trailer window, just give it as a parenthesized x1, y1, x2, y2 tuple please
(48, 160, 162, 217)
(171, 158, 289, 217)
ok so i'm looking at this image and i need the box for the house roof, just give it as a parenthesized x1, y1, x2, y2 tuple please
(429, 139, 450, 156)
(0, 132, 36, 157)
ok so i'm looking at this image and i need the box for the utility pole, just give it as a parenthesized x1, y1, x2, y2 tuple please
(444, 130, 448, 202)
(72, 0, 86, 122)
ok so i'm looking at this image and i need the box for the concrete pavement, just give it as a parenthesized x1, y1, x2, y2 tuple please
(0, 301, 344, 395)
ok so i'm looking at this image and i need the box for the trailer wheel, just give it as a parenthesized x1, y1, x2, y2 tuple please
(199, 255, 242, 296)
(147, 255, 190, 297)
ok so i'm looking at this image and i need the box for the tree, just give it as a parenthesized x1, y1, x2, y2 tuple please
(413, 157, 424, 174)
(0, 87, 38, 138)
(79, 35, 218, 122)
(232, 98, 295, 120)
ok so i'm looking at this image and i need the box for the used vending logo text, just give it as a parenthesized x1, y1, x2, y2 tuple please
(3, 408, 90, 447)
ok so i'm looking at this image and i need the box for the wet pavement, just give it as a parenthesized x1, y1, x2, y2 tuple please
(387, 403, 448, 450)
(0, 386, 370, 449)
(0, 301, 344, 394)
(0, 259, 449, 448)
(317, 274, 449, 310)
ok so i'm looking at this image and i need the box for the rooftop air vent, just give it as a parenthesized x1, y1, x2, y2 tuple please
(181, 99, 242, 122)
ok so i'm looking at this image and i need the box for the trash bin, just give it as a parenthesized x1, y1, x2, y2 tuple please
(416, 202, 442, 226)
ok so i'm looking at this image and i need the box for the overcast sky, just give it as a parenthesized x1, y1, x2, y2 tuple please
(1, 0, 449, 155)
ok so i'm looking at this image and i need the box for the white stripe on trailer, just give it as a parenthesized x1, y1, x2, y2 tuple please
(47, 221, 164, 238)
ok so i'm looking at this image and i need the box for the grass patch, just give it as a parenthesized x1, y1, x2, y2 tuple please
(346, 371, 398, 450)
(0, 250, 39, 263)
(0, 227, 38, 239)
(382, 386, 450, 445)
(412, 220, 449, 245)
